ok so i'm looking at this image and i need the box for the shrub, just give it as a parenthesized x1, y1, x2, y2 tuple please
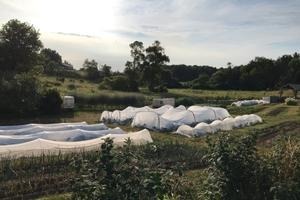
(285, 97, 298, 106)
(67, 84, 76, 90)
(202, 134, 300, 200)
(56, 77, 65, 82)
(53, 82, 61, 86)
(0, 73, 42, 116)
(39, 89, 62, 114)
(176, 97, 195, 106)
(71, 138, 175, 200)
(99, 75, 137, 91)
(152, 85, 168, 93)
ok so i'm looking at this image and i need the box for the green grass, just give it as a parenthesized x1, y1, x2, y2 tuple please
(36, 194, 71, 200)
(168, 89, 280, 100)
(40, 75, 295, 107)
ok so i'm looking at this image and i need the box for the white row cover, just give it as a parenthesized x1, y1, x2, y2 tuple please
(231, 100, 269, 107)
(0, 122, 87, 130)
(0, 128, 124, 145)
(0, 129, 153, 158)
(131, 105, 230, 131)
(176, 114, 263, 137)
(100, 105, 173, 123)
(0, 123, 108, 136)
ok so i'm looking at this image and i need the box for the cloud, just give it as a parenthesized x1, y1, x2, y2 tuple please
(1, 0, 300, 69)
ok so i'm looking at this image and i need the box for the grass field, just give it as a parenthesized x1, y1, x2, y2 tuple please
(40, 76, 295, 107)
(17, 103, 298, 199)
(1, 75, 299, 199)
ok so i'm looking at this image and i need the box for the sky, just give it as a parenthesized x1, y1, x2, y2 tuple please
(0, 0, 299, 70)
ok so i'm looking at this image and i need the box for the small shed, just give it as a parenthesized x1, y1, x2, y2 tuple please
(62, 96, 75, 109)
(280, 84, 300, 99)
(152, 98, 175, 108)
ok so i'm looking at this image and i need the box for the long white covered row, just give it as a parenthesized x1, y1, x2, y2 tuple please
(231, 100, 269, 107)
(0, 128, 124, 145)
(0, 122, 87, 130)
(131, 105, 230, 131)
(176, 114, 263, 137)
(0, 123, 108, 135)
(100, 105, 173, 124)
(0, 129, 153, 158)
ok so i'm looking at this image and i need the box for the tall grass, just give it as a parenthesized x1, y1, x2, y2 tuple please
(73, 93, 147, 107)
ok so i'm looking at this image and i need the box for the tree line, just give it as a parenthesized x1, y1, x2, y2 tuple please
(96, 42, 300, 92)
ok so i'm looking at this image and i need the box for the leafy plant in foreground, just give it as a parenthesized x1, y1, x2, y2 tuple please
(71, 138, 176, 200)
(202, 134, 300, 200)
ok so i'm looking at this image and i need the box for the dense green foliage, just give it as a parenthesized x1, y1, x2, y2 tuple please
(72, 138, 175, 200)
(99, 75, 136, 91)
(0, 19, 43, 74)
(202, 134, 300, 200)
(166, 54, 300, 90)
(39, 89, 63, 114)
(81, 59, 101, 81)
(0, 19, 64, 117)
(0, 138, 207, 199)
(0, 72, 42, 116)
(123, 40, 170, 92)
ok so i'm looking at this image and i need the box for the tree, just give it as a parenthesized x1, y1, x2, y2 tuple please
(191, 73, 210, 89)
(124, 41, 145, 91)
(101, 64, 112, 77)
(0, 73, 42, 116)
(143, 41, 170, 91)
(39, 89, 62, 115)
(40, 48, 62, 64)
(0, 19, 43, 73)
(82, 59, 100, 81)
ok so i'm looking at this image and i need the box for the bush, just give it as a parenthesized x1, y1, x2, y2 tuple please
(202, 134, 300, 200)
(152, 85, 168, 93)
(39, 89, 62, 114)
(99, 75, 138, 92)
(176, 97, 195, 106)
(285, 97, 298, 106)
(56, 77, 65, 82)
(72, 138, 176, 200)
(0, 73, 42, 116)
(67, 84, 76, 90)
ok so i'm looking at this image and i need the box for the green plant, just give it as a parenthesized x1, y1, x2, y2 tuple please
(285, 97, 298, 106)
(71, 138, 176, 200)
(176, 97, 195, 106)
(39, 89, 62, 114)
(202, 134, 300, 200)
(0, 73, 42, 117)
(67, 84, 76, 90)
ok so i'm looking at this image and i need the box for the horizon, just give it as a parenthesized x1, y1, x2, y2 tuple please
(0, 0, 300, 70)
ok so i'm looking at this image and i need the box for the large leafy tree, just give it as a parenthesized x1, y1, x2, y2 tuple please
(40, 48, 62, 64)
(143, 41, 170, 91)
(101, 64, 112, 77)
(0, 19, 43, 74)
(40, 48, 63, 74)
(124, 41, 145, 91)
(82, 59, 100, 81)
